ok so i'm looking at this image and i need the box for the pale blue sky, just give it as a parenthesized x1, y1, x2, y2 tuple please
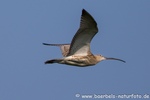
(0, 0, 150, 100)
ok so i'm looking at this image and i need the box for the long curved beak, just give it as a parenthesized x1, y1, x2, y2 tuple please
(105, 57, 126, 63)
(43, 43, 52, 46)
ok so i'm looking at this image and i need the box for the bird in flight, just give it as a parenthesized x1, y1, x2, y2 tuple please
(43, 9, 125, 67)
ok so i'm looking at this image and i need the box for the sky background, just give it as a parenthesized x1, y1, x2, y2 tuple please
(0, 0, 150, 100)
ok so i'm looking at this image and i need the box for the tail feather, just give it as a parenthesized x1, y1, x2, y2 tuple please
(45, 59, 62, 64)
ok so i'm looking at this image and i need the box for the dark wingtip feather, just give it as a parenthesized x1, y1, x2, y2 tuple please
(82, 9, 86, 12)
(45, 60, 55, 64)
(82, 9, 88, 15)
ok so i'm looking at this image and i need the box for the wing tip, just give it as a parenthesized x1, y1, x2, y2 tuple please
(82, 9, 87, 14)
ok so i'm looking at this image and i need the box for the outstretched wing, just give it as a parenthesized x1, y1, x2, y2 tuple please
(43, 43, 70, 57)
(67, 9, 98, 56)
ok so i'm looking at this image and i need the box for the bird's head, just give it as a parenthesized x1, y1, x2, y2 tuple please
(95, 54, 126, 63)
